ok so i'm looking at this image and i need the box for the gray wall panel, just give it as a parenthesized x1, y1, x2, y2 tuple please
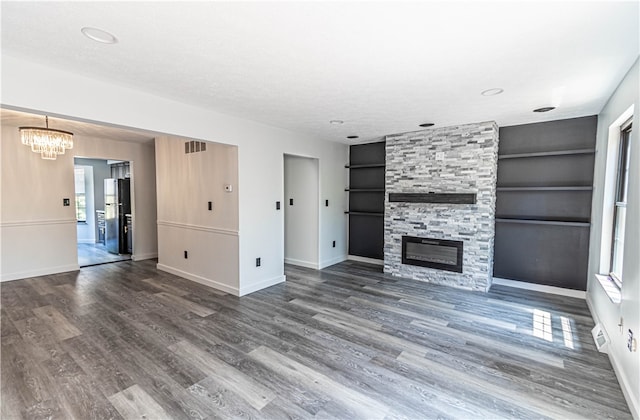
(498, 116, 598, 154)
(494, 116, 597, 291)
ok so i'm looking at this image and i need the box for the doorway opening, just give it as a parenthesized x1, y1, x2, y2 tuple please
(283, 154, 320, 269)
(75, 158, 133, 267)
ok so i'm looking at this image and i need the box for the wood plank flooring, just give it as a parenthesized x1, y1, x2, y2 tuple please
(77, 243, 131, 267)
(0, 259, 632, 419)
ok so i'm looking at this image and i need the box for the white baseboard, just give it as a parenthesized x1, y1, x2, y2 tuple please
(492, 277, 586, 299)
(239, 275, 286, 297)
(347, 255, 384, 266)
(318, 255, 347, 269)
(1, 264, 80, 282)
(77, 239, 97, 244)
(284, 258, 318, 269)
(132, 252, 158, 261)
(586, 295, 639, 419)
(156, 263, 239, 296)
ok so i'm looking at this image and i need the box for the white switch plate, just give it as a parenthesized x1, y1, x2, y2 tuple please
(435, 152, 445, 161)
(224, 184, 233, 192)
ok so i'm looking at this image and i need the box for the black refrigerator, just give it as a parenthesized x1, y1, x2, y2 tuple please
(104, 178, 131, 254)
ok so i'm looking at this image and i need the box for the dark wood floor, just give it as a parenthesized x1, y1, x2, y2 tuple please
(1, 259, 631, 419)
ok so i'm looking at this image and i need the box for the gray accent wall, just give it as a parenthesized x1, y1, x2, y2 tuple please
(494, 116, 597, 291)
(384, 121, 499, 291)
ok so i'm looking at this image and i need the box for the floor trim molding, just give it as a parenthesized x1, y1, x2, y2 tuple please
(1, 264, 80, 282)
(284, 258, 318, 270)
(132, 252, 158, 261)
(319, 255, 347, 269)
(347, 255, 384, 266)
(239, 275, 286, 297)
(156, 263, 239, 296)
(586, 295, 640, 419)
(492, 277, 586, 299)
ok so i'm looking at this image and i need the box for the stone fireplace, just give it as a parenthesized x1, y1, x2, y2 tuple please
(384, 121, 499, 291)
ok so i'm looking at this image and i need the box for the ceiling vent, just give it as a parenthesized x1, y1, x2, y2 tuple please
(185, 140, 207, 154)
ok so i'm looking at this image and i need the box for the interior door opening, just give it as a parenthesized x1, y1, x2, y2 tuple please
(283, 154, 320, 270)
(75, 158, 133, 267)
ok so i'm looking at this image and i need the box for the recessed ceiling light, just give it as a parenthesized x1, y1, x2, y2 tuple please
(481, 88, 504, 96)
(533, 106, 556, 113)
(81, 27, 118, 44)
(346, 135, 359, 139)
(329, 120, 344, 125)
(419, 123, 435, 128)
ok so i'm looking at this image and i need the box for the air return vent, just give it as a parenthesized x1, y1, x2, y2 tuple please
(185, 140, 207, 154)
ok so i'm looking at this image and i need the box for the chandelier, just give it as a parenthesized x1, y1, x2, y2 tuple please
(20, 116, 74, 160)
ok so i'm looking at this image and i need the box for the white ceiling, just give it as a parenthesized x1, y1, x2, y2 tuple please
(2, 1, 638, 144)
(0, 108, 156, 144)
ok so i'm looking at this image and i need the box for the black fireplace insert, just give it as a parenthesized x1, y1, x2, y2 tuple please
(402, 236, 463, 273)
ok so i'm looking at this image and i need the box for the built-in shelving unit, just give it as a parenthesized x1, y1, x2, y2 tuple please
(493, 116, 597, 291)
(347, 142, 386, 260)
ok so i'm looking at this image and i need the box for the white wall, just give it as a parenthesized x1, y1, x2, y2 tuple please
(75, 164, 95, 243)
(0, 124, 78, 279)
(0, 121, 158, 281)
(284, 155, 319, 269)
(155, 136, 240, 294)
(587, 58, 639, 418)
(1, 54, 348, 293)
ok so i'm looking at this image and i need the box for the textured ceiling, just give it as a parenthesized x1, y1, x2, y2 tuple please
(1, 1, 639, 144)
(1, 108, 155, 144)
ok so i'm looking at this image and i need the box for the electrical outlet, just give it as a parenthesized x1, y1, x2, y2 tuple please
(63, 198, 70, 206)
(435, 152, 445, 161)
(332, 240, 336, 248)
(256, 257, 261, 267)
(184, 250, 188, 259)
(224, 184, 233, 192)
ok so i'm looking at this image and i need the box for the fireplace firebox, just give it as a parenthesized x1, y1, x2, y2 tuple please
(401, 236, 463, 273)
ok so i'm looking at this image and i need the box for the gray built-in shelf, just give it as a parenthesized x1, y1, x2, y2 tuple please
(497, 148, 595, 159)
(347, 142, 386, 260)
(344, 211, 384, 216)
(493, 115, 597, 291)
(495, 218, 591, 227)
(496, 186, 593, 192)
(345, 163, 386, 169)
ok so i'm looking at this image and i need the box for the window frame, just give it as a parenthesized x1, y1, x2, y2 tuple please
(609, 118, 632, 286)
(74, 167, 87, 223)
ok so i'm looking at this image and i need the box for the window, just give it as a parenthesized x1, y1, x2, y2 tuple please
(610, 120, 632, 286)
(74, 167, 87, 223)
